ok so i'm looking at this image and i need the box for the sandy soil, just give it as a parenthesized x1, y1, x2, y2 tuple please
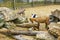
(25, 5, 60, 18)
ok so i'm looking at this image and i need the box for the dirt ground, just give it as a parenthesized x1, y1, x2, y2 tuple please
(25, 5, 60, 18)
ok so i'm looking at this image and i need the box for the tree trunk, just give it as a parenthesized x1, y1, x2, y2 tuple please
(27, 0, 29, 3)
(31, 0, 34, 7)
(54, 0, 56, 4)
(12, 0, 15, 10)
(44, 0, 47, 4)
(16, 23, 38, 28)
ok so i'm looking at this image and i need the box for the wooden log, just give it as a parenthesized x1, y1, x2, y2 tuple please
(16, 23, 38, 28)
(9, 31, 38, 36)
(0, 28, 39, 36)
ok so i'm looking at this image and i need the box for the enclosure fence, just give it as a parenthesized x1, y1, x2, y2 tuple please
(0, 0, 60, 9)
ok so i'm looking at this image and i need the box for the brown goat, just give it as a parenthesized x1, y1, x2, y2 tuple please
(29, 16, 50, 30)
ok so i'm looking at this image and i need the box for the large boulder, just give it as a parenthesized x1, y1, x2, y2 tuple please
(0, 7, 18, 21)
(0, 7, 28, 28)
(48, 22, 60, 38)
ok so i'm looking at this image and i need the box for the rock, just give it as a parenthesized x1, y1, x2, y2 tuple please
(0, 7, 28, 29)
(36, 31, 56, 40)
(13, 16, 28, 24)
(13, 35, 35, 40)
(13, 35, 27, 40)
(48, 22, 60, 38)
(0, 22, 4, 28)
(4, 22, 16, 29)
(0, 11, 5, 27)
(0, 7, 27, 22)
(51, 9, 60, 19)
(28, 27, 34, 31)
(57, 22, 60, 26)
(0, 7, 18, 21)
